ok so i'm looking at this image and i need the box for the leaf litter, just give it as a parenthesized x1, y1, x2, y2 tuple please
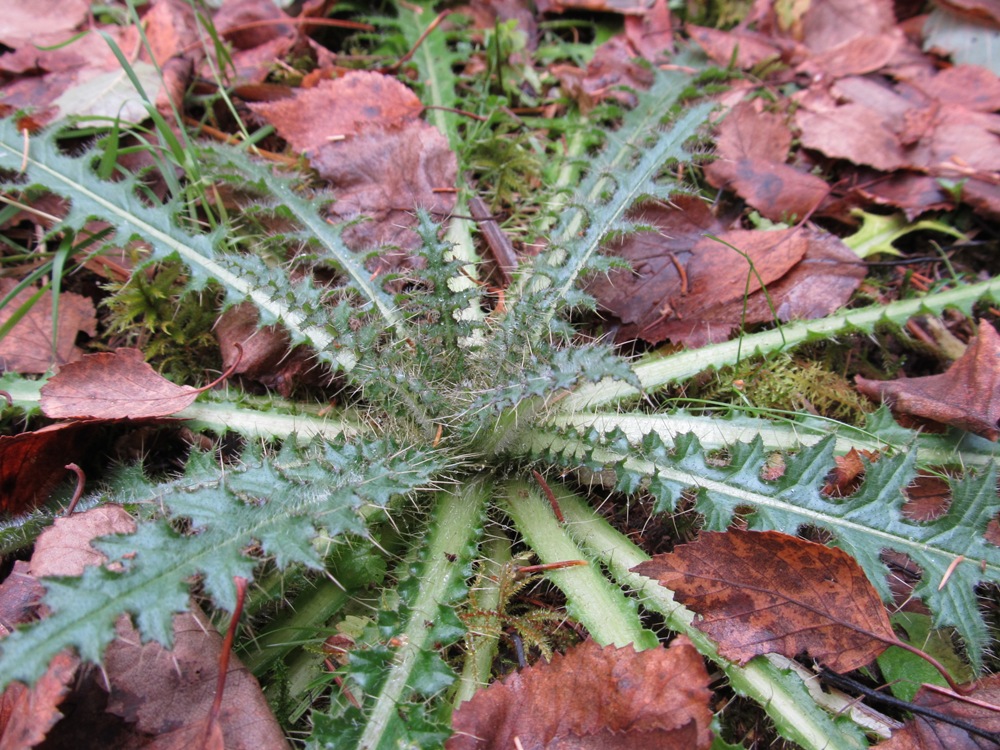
(3, 0, 1000, 746)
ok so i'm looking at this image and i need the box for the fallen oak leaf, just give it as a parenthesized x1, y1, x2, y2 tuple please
(447, 636, 712, 750)
(856, 321, 1000, 440)
(632, 529, 960, 688)
(40, 345, 241, 420)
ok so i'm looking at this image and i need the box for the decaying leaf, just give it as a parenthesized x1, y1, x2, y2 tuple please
(40, 348, 200, 420)
(705, 99, 829, 222)
(0, 650, 80, 750)
(0, 421, 101, 515)
(448, 636, 712, 750)
(856, 321, 1000, 440)
(588, 198, 864, 347)
(632, 530, 896, 672)
(248, 71, 457, 257)
(0, 280, 97, 374)
(214, 302, 321, 396)
(878, 674, 1000, 748)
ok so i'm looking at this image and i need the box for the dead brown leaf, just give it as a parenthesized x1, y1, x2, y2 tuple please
(214, 302, 321, 396)
(0, 421, 101, 516)
(552, 36, 655, 111)
(632, 530, 896, 673)
(624, 0, 673, 62)
(705, 99, 830, 222)
(103, 610, 289, 750)
(447, 636, 712, 750)
(249, 71, 457, 256)
(878, 674, 1000, 749)
(0, 0, 90, 48)
(686, 24, 794, 69)
(0, 280, 97, 374)
(856, 321, 1000, 440)
(0, 650, 80, 750)
(40, 348, 200, 420)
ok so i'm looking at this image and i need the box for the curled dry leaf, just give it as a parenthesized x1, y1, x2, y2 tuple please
(856, 321, 1000, 440)
(447, 636, 712, 750)
(40, 348, 200, 420)
(632, 530, 896, 673)
(0, 421, 102, 515)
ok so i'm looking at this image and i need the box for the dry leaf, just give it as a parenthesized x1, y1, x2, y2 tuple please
(632, 530, 896, 672)
(705, 99, 829, 222)
(249, 71, 457, 256)
(856, 321, 1000, 440)
(448, 637, 712, 750)
(0, 421, 101, 515)
(878, 674, 1000, 748)
(40, 348, 200, 420)
(0, 280, 97, 374)
(0, 650, 80, 750)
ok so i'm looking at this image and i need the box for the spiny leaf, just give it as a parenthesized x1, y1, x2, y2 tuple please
(518, 59, 715, 327)
(0, 120, 360, 371)
(534, 428, 1000, 669)
(0, 439, 441, 689)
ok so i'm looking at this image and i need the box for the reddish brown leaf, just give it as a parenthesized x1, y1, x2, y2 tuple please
(30, 505, 138, 578)
(686, 24, 794, 69)
(878, 675, 1000, 749)
(797, 0, 897, 54)
(40, 348, 200, 420)
(0, 280, 97, 374)
(551, 35, 655, 111)
(0, 650, 80, 750)
(249, 71, 457, 256)
(0, 562, 42, 633)
(214, 303, 320, 396)
(247, 72, 424, 152)
(0, 0, 90, 48)
(624, 0, 673, 62)
(447, 637, 712, 750)
(856, 322, 1000, 440)
(0, 421, 101, 515)
(822, 448, 867, 496)
(795, 92, 909, 172)
(632, 530, 896, 673)
(102, 610, 289, 750)
(705, 100, 829, 222)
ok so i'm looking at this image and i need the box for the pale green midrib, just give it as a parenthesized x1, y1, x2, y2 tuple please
(9, 141, 337, 354)
(357, 482, 487, 750)
(501, 480, 657, 650)
(559, 275, 1000, 412)
(540, 412, 998, 468)
(545, 100, 714, 308)
(274, 182, 407, 340)
(544, 434, 1000, 582)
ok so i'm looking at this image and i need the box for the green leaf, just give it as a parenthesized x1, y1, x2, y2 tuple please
(0, 439, 440, 689)
(533, 428, 1000, 669)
